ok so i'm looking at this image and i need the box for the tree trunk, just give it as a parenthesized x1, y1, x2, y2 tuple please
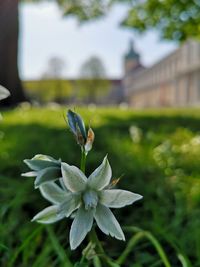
(0, 0, 26, 106)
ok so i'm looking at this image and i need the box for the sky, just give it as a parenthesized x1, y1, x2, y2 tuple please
(19, 2, 177, 80)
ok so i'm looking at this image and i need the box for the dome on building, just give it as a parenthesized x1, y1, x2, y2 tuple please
(125, 40, 140, 60)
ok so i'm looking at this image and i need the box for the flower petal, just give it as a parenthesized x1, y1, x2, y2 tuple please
(24, 157, 60, 171)
(100, 189, 143, 208)
(61, 163, 87, 192)
(39, 182, 69, 204)
(59, 178, 69, 191)
(32, 205, 64, 224)
(67, 109, 87, 141)
(94, 204, 125, 241)
(85, 128, 95, 153)
(32, 154, 57, 161)
(70, 206, 94, 250)
(21, 171, 37, 177)
(0, 85, 10, 100)
(58, 193, 81, 217)
(87, 156, 112, 190)
(34, 167, 61, 188)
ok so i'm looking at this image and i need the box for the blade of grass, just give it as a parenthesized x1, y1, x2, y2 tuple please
(8, 225, 44, 267)
(117, 227, 171, 267)
(46, 226, 73, 267)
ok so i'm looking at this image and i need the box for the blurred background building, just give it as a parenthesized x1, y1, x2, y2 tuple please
(24, 39, 200, 108)
(124, 40, 200, 108)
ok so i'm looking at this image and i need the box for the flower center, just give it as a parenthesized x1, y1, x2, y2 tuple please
(83, 190, 98, 210)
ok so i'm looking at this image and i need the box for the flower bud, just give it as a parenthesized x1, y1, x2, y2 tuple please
(67, 109, 87, 146)
(85, 128, 95, 153)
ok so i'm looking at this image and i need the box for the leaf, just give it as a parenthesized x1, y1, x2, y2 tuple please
(32, 206, 64, 224)
(61, 162, 87, 192)
(100, 189, 143, 208)
(74, 263, 88, 267)
(88, 156, 112, 190)
(34, 167, 61, 188)
(70, 206, 94, 250)
(39, 182, 69, 204)
(94, 204, 125, 241)
(0, 85, 10, 100)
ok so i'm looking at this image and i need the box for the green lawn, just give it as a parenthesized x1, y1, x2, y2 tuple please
(0, 106, 200, 266)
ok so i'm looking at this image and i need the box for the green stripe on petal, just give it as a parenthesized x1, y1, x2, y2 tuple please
(34, 167, 61, 188)
(61, 163, 87, 192)
(87, 156, 112, 190)
(59, 193, 81, 217)
(32, 205, 64, 224)
(94, 204, 125, 241)
(70, 206, 94, 250)
(100, 189, 143, 208)
(39, 182, 69, 204)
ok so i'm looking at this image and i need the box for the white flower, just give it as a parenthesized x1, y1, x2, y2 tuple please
(67, 109, 95, 152)
(22, 154, 61, 188)
(0, 85, 10, 100)
(31, 156, 143, 250)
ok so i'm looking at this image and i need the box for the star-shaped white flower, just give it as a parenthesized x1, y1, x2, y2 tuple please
(31, 156, 143, 250)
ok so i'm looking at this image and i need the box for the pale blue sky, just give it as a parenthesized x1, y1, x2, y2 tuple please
(19, 2, 177, 80)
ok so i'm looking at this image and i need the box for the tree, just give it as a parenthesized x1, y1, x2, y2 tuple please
(63, 0, 200, 42)
(121, 0, 200, 42)
(77, 56, 110, 103)
(1, 0, 198, 106)
(40, 56, 70, 103)
(42, 57, 65, 79)
(0, 0, 111, 106)
(0, 0, 26, 106)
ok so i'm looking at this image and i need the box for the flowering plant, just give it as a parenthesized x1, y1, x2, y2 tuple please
(23, 109, 143, 266)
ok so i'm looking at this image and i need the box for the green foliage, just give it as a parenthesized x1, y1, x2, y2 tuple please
(23, 80, 73, 103)
(122, 0, 200, 41)
(24, 0, 200, 42)
(76, 78, 110, 103)
(58, 0, 111, 21)
(23, 79, 110, 104)
(0, 107, 200, 266)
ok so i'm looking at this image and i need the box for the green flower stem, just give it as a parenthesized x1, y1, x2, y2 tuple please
(80, 145, 118, 267)
(89, 228, 103, 267)
(90, 228, 119, 267)
(117, 227, 171, 267)
(90, 228, 105, 254)
(81, 148, 87, 173)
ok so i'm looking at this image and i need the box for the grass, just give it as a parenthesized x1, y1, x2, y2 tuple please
(0, 106, 200, 266)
